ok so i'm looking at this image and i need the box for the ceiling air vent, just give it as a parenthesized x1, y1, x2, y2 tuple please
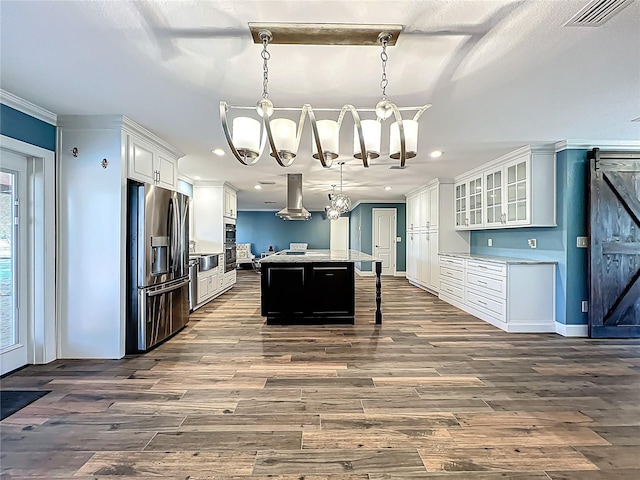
(565, 0, 633, 27)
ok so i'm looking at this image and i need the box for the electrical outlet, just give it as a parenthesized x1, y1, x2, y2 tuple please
(396, 236, 402, 242)
(581, 300, 589, 313)
(577, 236, 588, 248)
(527, 238, 537, 249)
(488, 238, 493, 247)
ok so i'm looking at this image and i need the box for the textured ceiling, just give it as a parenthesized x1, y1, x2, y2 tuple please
(1, 0, 639, 210)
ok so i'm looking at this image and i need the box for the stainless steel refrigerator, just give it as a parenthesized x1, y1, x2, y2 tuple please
(126, 180, 189, 353)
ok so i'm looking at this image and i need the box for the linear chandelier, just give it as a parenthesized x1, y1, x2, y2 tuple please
(220, 23, 431, 169)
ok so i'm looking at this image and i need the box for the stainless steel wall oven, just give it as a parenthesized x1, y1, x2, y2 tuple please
(224, 222, 236, 272)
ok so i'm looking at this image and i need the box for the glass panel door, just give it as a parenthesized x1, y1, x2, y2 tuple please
(455, 183, 467, 227)
(506, 159, 528, 223)
(0, 149, 27, 375)
(485, 169, 503, 226)
(468, 176, 483, 227)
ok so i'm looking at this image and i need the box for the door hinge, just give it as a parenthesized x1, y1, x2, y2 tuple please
(14, 199, 19, 225)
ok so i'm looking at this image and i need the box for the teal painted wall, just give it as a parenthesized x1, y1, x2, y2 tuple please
(236, 210, 332, 256)
(0, 104, 56, 151)
(470, 149, 589, 325)
(349, 203, 406, 272)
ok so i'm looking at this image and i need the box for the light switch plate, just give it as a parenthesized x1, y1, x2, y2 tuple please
(581, 301, 589, 313)
(577, 236, 588, 248)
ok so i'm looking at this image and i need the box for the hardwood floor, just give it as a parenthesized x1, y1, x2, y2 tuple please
(2, 271, 640, 479)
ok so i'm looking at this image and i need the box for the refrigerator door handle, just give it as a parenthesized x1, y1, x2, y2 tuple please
(167, 197, 178, 273)
(146, 277, 190, 297)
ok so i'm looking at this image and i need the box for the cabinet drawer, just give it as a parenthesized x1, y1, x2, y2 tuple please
(466, 259, 506, 277)
(466, 289, 505, 319)
(439, 255, 464, 269)
(466, 271, 506, 298)
(440, 266, 464, 283)
(439, 280, 464, 302)
(222, 270, 236, 288)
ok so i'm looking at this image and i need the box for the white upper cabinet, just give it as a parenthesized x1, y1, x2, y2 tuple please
(428, 185, 439, 230)
(406, 193, 421, 231)
(127, 135, 179, 190)
(419, 189, 430, 230)
(484, 166, 504, 227)
(454, 145, 556, 230)
(454, 174, 483, 230)
(454, 181, 467, 228)
(223, 185, 237, 219)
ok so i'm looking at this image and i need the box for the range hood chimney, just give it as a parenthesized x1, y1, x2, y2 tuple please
(276, 173, 311, 220)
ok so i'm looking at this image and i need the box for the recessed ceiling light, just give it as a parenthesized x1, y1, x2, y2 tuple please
(430, 150, 443, 158)
(254, 184, 262, 190)
(384, 186, 392, 190)
(212, 148, 225, 156)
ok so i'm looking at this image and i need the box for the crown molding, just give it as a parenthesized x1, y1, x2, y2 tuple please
(0, 89, 57, 125)
(56, 114, 184, 159)
(178, 174, 194, 184)
(555, 139, 640, 152)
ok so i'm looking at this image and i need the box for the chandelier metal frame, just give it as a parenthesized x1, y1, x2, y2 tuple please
(220, 25, 431, 169)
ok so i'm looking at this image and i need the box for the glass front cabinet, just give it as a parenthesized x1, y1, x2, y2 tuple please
(454, 175, 483, 230)
(454, 145, 556, 230)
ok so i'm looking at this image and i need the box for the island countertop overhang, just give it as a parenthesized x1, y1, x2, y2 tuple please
(259, 249, 377, 264)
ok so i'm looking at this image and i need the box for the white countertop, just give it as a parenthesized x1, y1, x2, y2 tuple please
(260, 249, 378, 264)
(439, 252, 558, 265)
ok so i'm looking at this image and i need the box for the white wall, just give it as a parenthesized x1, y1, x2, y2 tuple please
(57, 126, 126, 358)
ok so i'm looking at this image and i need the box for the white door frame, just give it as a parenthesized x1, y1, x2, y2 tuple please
(372, 208, 397, 276)
(1, 135, 56, 370)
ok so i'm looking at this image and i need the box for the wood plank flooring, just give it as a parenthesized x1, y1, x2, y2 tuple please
(2, 271, 640, 479)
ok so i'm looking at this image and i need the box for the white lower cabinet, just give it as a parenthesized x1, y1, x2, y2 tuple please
(195, 264, 235, 308)
(222, 270, 236, 289)
(438, 254, 556, 333)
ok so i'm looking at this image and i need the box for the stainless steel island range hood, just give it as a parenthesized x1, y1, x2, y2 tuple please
(276, 173, 311, 220)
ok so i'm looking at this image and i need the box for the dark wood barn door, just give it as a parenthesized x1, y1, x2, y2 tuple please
(589, 148, 640, 338)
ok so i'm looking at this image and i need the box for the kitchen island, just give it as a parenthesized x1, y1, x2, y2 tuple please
(260, 249, 382, 325)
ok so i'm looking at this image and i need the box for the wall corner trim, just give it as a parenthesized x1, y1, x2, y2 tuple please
(555, 322, 588, 337)
(0, 89, 57, 125)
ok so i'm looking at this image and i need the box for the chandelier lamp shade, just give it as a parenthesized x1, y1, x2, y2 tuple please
(220, 23, 431, 169)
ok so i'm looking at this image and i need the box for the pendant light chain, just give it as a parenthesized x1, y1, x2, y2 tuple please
(261, 33, 271, 99)
(379, 35, 389, 100)
(340, 162, 344, 193)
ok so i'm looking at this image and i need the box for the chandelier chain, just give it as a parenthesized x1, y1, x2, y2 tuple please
(262, 35, 270, 99)
(380, 36, 388, 99)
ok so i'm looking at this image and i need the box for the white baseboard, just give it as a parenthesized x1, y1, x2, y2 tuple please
(409, 279, 438, 296)
(555, 322, 589, 337)
(394, 271, 406, 278)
